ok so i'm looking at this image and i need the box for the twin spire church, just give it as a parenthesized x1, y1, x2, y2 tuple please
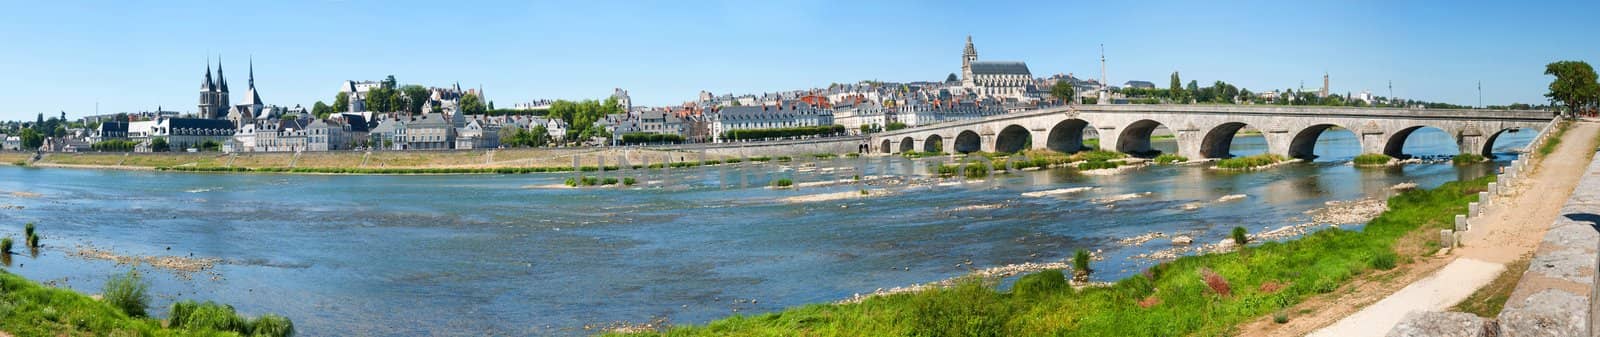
(197, 57, 266, 124)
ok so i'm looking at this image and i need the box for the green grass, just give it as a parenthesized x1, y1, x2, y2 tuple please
(771, 178, 794, 188)
(1451, 256, 1529, 317)
(1215, 154, 1287, 170)
(1076, 160, 1119, 170)
(1069, 150, 1126, 162)
(1451, 153, 1487, 165)
(1154, 154, 1188, 165)
(102, 270, 150, 318)
(607, 176, 1492, 337)
(936, 162, 993, 179)
(1539, 121, 1572, 157)
(0, 269, 293, 336)
(0, 236, 11, 254)
(1354, 153, 1393, 166)
(900, 151, 947, 159)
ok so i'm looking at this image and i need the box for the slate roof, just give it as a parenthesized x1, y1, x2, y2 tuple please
(969, 61, 1031, 75)
(168, 118, 235, 130)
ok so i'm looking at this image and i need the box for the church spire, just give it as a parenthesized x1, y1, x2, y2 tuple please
(248, 56, 255, 90)
(217, 56, 229, 93)
(203, 56, 215, 91)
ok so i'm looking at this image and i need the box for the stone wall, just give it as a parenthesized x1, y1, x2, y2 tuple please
(654, 136, 867, 158)
(1496, 150, 1600, 337)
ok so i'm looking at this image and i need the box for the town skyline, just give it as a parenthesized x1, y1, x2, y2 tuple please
(2, 0, 1597, 120)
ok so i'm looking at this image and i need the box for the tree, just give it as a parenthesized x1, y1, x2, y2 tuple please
(946, 73, 959, 82)
(1545, 61, 1600, 118)
(334, 92, 350, 112)
(381, 75, 397, 90)
(400, 85, 429, 114)
(1169, 71, 1182, 96)
(18, 128, 42, 150)
(488, 101, 495, 111)
(149, 137, 169, 152)
(1050, 80, 1076, 103)
(365, 87, 393, 112)
(312, 101, 334, 119)
(459, 93, 487, 116)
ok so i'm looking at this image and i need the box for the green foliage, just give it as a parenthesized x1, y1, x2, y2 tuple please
(400, 85, 430, 115)
(150, 137, 170, 152)
(1544, 60, 1600, 117)
(0, 236, 11, 253)
(936, 162, 991, 178)
(1273, 312, 1289, 324)
(1050, 80, 1075, 102)
(1215, 154, 1286, 170)
(25, 222, 38, 248)
(333, 92, 350, 113)
(1353, 153, 1393, 166)
(1451, 153, 1487, 165)
(623, 177, 637, 186)
(1370, 251, 1398, 270)
(311, 101, 334, 120)
(459, 93, 487, 116)
(1069, 150, 1126, 162)
(772, 178, 794, 188)
(1072, 249, 1092, 275)
(1012, 270, 1069, 299)
(620, 133, 684, 144)
(91, 139, 140, 152)
(19, 128, 43, 149)
(486, 108, 549, 116)
(721, 125, 847, 141)
(885, 122, 909, 131)
(250, 314, 296, 337)
(1076, 160, 1118, 170)
(500, 125, 550, 148)
(1232, 227, 1249, 246)
(102, 270, 149, 317)
(1154, 153, 1188, 165)
(547, 98, 623, 143)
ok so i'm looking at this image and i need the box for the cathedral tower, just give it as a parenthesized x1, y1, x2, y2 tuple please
(961, 36, 978, 87)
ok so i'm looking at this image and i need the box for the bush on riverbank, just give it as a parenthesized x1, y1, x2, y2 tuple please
(1452, 153, 1487, 165)
(1354, 153, 1393, 166)
(0, 270, 296, 337)
(103, 270, 150, 317)
(168, 300, 295, 337)
(1077, 160, 1119, 171)
(936, 162, 992, 178)
(608, 176, 1492, 337)
(1215, 154, 1286, 170)
(0, 236, 11, 254)
(1154, 153, 1188, 165)
(1070, 150, 1126, 162)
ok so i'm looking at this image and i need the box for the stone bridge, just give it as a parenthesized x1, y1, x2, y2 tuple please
(869, 105, 1554, 159)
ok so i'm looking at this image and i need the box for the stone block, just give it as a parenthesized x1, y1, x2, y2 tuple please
(1479, 191, 1491, 207)
(1385, 311, 1492, 337)
(1441, 229, 1456, 248)
(1468, 203, 1479, 218)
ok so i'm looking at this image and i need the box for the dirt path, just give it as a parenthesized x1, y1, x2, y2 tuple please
(1238, 121, 1600, 337)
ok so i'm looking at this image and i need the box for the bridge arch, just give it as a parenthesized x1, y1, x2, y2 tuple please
(1383, 125, 1453, 158)
(954, 130, 982, 154)
(924, 134, 945, 153)
(1287, 123, 1360, 160)
(898, 136, 916, 153)
(1046, 119, 1093, 153)
(1116, 119, 1172, 157)
(994, 125, 1031, 153)
(1481, 127, 1532, 157)
(1199, 122, 1261, 159)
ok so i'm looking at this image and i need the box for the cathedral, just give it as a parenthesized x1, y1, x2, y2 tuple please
(959, 36, 1034, 99)
(198, 58, 231, 119)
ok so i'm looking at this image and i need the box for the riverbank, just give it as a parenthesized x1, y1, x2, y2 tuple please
(0, 270, 291, 337)
(14, 148, 747, 175)
(605, 171, 1493, 336)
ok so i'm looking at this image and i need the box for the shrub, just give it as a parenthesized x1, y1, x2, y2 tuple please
(24, 222, 34, 238)
(1232, 227, 1249, 246)
(1200, 268, 1232, 297)
(250, 314, 296, 337)
(1072, 249, 1092, 276)
(103, 270, 150, 317)
(601, 177, 619, 185)
(1353, 153, 1392, 166)
(1153, 153, 1188, 165)
(1370, 252, 1398, 270)
(1273, 311, 1290, 324)
(775, 156, 792, 162)
(183, 301, 245, 332)
(25, 232, 37, 249)
(1451, 153, 1486, 165)
(0, 236, 10, 253)
(772, 178, 793, 187)
(623, 177, 637, 186)
(1012, 270, 1068, 298)
(1077, 160, 1118, 170)
(1215, 154, 1286, 170)
(168, 300, 199, 328)
(1070, 150, 1126, 162)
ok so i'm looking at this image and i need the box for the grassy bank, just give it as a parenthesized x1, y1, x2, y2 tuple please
(610, 176, 1490, 336)
(1539, 121, 1572, 157)
(0, 270, 292, 336)
(1215, 154, 1287, 170)
(1354, 153, 1393, 167)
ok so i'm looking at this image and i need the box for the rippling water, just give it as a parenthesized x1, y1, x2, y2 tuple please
(0, 129, 1533, 335)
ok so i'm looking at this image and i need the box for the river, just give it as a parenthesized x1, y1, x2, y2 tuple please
(0, 128, 1533, 335)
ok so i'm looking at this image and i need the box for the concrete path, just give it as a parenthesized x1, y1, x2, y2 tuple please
(1306, 258, 1505, 337)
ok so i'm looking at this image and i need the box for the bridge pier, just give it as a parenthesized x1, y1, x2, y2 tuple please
(941, 133, 956, 154)
(980, 133, 998, 153)
(1458, 129, 1486, 157)
(886, 139, 900, 154)
(1360, 129, 1388, 156)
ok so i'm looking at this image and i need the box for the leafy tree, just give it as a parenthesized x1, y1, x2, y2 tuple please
(488, 101, 495, 111)
(1186, 80, 1200, 101)
(885, 122, 908, 131)
(334, 92, 350, 112)
(1545, 60, 1600, 118)
(149, 137, 169, 152)
(18, 128, 42, 149)
(312, 101, 334, 119)
(381, 75, 397, 90)
(365, 87, 393, 112)
(1050, 80, 1075, 103)
(946, 73, 959, 82)
(1169, 72, 1183, 99)
(401, 85, 430, 114)
(459, 93, 487, 116)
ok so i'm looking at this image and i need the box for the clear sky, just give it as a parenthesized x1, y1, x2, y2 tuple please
(2, 0, 1596, 120)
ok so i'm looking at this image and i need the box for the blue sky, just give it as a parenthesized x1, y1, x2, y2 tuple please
(1, 0, 1596, 120)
